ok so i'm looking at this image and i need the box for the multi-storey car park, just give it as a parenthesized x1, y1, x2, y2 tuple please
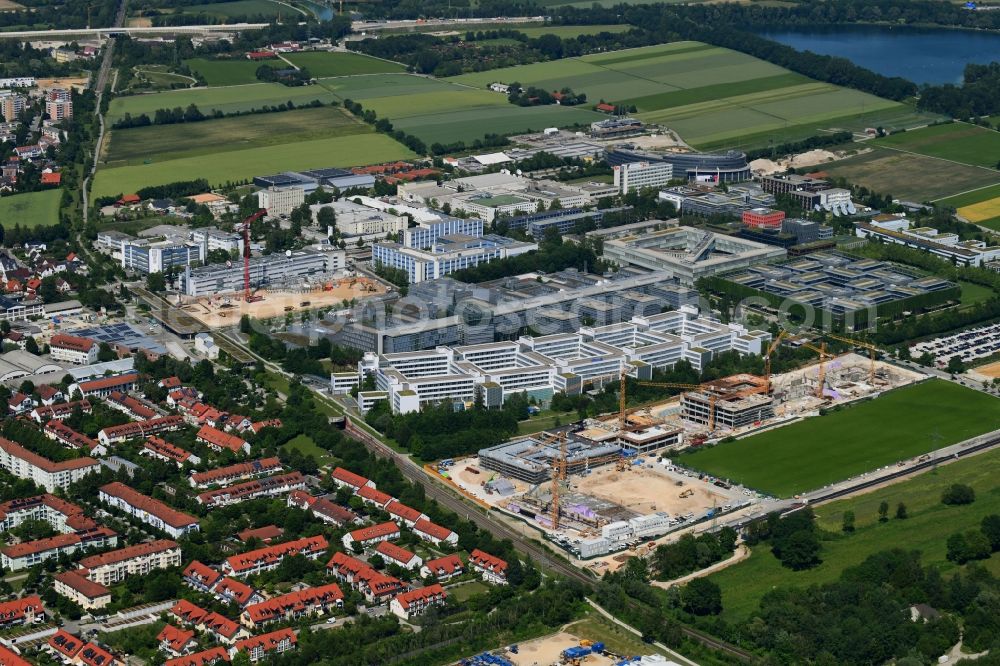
(357, 305, 770, 414)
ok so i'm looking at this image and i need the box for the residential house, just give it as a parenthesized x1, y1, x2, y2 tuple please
(420, 554, 464, 582)
(390, 584, 447, 620)
(469, 548, 508, 585)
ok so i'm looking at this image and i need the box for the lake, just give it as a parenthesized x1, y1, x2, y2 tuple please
(757, 25, 1000, 85)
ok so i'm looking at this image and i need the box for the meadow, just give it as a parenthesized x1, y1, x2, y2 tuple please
(0, 190, 62, 228)
(708, 443, 1000, 622)
(91, 133, 413, 198)
(176, 0, 290, 18)
(516, 24, 632, 38)
(876, 122, 1000, 169)
(448, 42, 921, 149)
(104, 107, 366, 167)
(284, 51, 405, 77)
(184, 57, 262, 86)
(680, 380, 1000, 498)
(940, 183, 1000, 230)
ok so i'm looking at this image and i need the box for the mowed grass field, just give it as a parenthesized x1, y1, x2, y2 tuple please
(875, 122, 1000, 169)
(0, 190, 62, 228)
(939, 183, 1000, 230)
(447, 41, 919, 148)
(92, 133, 413, 198)
(516, 24, 632, 38)
(107, 83, 338, 123)
(284, 51, 405, 77)
(184, 57, 262, 86)
(681, 380, 1000, 498)
(823, 146, 1000, 203)
(176, 0, 289, 18)
(709, 444, 1000, 623)
(104, 107, 365, 167)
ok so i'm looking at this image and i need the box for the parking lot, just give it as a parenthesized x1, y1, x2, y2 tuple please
(910, 322, 1000, 366)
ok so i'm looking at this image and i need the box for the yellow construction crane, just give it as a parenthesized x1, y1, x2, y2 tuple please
(550, 433, 568, 531)
(764, 330, 793, 395)
(797, 340, 835, 398)
(826, 332, 880, 385)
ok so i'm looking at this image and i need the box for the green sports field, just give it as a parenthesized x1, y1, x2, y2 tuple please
(875, 122, 1000, 169)
(709, 443, 1000, 623)
(0, 190, 61, 228)
(184, 57, 262, 86)
(448, 41, 927, 149)
(681, 380, 1000, 498)
(284, 51, 405, 77)
(92, 133, 413, 198)
(104, 107, 366, 167)
(107, 84, 338, 123)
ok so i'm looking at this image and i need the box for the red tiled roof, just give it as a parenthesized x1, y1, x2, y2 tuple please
(0, 596, 43, 624)
(234, 628, 296, 655)
(54, 570, 110, 600)
(214, 577, 255, 606)
(0, 644, 31, 666)
(144, 436, 192, 463)
(106, 391, 156, 419)
(470, 548, 508, 574)
(346, 521, 399, 544)
(393, 583, 446, 610)
(158, 377, 182, 389)
(48, 630, 84, 659)
(99, 415, 184, 441)
(225, 536, 328, 575)
(202, 612, 240, 639)
(78, 538, 178, 569)
(413, 518, 454, 542)
(157, 625, 194, 653)
(310, 497, 358, 525)
(100, 482, 198, 529)
(46, 419, 99, 451)
(0, 436, 98, 473)
(357, 485, 392, 506)
(423, 554, 463, 577)
(375, 541, 417, 565)
(77, 372, 138, 392)
(183, 560, 221, 589)
(237, 525, 284, 543)
(196, 425, 247, 453)
(170, 600, 208, 625)
(386, 499, 423, 523)
(50, 333, 95, 353)
(164, 647, 230, 666)
(243, 583, 343, 624)
(250, 419, 281, 433)
(1, 532, 81, 559)
(77, 641, 116, 666)
(32, 399, 91, 421)
(331, 466, 369, 489)
(190, 458, 281, 486)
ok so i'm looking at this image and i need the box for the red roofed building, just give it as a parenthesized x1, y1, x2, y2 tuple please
(0, 493, 91, 533)
(189, 458, 282, 489)
(356, 485, 392, 508)
(385, 499, 426, 528)
(342, 521, 400, 550)
(49, 333, 98, 365)
(164, 647, 230, 666)
(116, 194, 140, 206)
(40, 171, 61, 186)
(77, 641, 118, 666)
(79, 539, 181, 586)
(742, 207, 786, 230)
(54, 570, 112, 610)
(45, 419, 102, 454)
(182, 560, 222, 593)
(330, 466, 374, 492)
(246, 50, 276, 60)
(48, 629, 85, 662)
(196, 472, 306, 508)
(240, 583, 343, 628)
(234, 628, 296, 663)
(327, 552, 408, 604)
(249, 419, 281, 434)
(70, 372, 138, 398)
(97, 415, 185, 445)
(214, 577, 261, 607)
(0, 596, 45, 629)
(0, 643, 31, 666)
(287, 492, 361, 527)
(237, 525, 283, 544)
(0, 436, 101, 492)
(105, 391, 157, 420)
(31, 399, 91, 423)
(470, 548, 509, 585)
(197, 425, 249, 455)
(412, 518, 458, 547)
(200, 612, 247, 645)
(390, 584, 446, 620)
(0, 529, 117, 571)
(595, 103, 616, 113)
(157, 624, 196, 656)
(223, 535, 328, 578)
(143, 436, 200, 467)
(375, 541, 422, 570)
(420, 554, 464, 581)
(98, 482, 199, 538)
(170, 599, 208, 626)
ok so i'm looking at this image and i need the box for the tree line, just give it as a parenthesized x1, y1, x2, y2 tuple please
(111, 98, 328, 129)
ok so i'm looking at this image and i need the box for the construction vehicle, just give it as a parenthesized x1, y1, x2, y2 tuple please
(679, 488, 694, 499)
(826, 332, 881, 385)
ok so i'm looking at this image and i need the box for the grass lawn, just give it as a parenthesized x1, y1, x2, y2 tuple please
(517, 412, 565, 435)
(184, 57, 262, 86)
(709, 444, 1000, 623)
(104, 107, 365, 166)
(960, 281, 995, 308)
(823, 146, 1000, 203)
(447, 580, 489, 602)
(108, 83, 338, 123)
(876, 122, 1000, 169)
(179, 0, 291, 18)
(680, 379, 1000, 498)
(0, 190, 62, 228)
(516, 24, 632, 38)
(282, 433, 334, 466)
(92, 132, 413, 198)
(939, 182, 1000, 208)
(284, 51, 405, 77)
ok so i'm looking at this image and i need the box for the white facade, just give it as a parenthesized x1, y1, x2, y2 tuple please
(258, 186, 305, 217)
(613, 161, 674, 194)
(0, 439, 100, 492)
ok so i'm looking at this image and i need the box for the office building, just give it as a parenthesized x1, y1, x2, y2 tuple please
(179, 250, 337, 297)
(606, 147, 750, 182)
(257, 186, 304, 217)
(122, 239, 204, 274)
(613, 161, 674, 194)
(855, 214, 1000, 267)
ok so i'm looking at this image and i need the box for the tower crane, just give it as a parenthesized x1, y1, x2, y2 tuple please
(635, 380, 718, 430)
(763, 330, 792, 395)
(826, 332, 880, 385)
(549, 432, 568, 531)
(238, 210, 266, 302)
(797, 340, 835, 398)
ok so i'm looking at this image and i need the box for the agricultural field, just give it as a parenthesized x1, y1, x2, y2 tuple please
(875, 122, 1000, 169)
(107, 83, 338, 123)
(320, 73, 458, 100)
(709, 443, 1000, 622)
(184, 57, 262, 86)
(104, 107, 366, 167)
(284, 51, 405, 77)
(822, 146, 1000, 202)
(516, 24, 632, 38)
(448, 42, 921, 149)
(92, 133, 413, 198)
(941, 183, 1000, 230)
(681, 380, 1000, 498)
(125, 65, 196, 92)
(174, 0, 292, 18)
(0, 190, 62, 228)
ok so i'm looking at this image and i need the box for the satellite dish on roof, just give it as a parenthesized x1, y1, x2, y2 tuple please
(847, 203, 857, 214)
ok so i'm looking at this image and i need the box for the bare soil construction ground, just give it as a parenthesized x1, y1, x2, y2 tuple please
(507, 631, 615, 666)
(570, 463, 734, 516)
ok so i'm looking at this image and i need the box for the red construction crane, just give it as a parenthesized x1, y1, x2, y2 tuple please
(240, 209, 266, 302)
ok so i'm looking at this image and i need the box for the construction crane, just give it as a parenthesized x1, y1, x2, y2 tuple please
(826, 332, 880, 385)
(550, 432, 568, 531)
(763, 330, 793, 395)
(238, 210, 266, 302)
(635, 381, 718, 430)
(797, 341, 835, 398)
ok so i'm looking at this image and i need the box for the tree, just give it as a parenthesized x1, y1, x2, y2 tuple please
(682, 578, 722, 616)
(981, 514, 1000, 551)
(878, 500, 890, 522)
(776, 530, 822, 570)
(146, 271, 166, 292)
(947, 355, 966, 375)
(895, 502, 908, 520)
(97, 342, 115, 363)
(316, 206, 336, 229)
(942, 484, 976, 505)
(24, 336, 39, 355)
(842, 510, 855, 533)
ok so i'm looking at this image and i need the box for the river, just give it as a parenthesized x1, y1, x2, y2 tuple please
(757, 24, 1000, 84)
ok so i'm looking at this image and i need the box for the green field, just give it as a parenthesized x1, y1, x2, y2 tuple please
(939, 182, 1000, 209)
(176, 0, 294, 18)
(282, 433, 333, 466)
(320, 73, 457, 100)
(823, 146, 1000, 203)
(709, 444, 1000, 622)
(108, 84, 338, 123)
(876, 122, 1000, 169)
(284, 51, 405, 77)
(105, 107, 365, 167)
(960, 281, 995, 307)
(516, 24, 632, 38)
(184, 57, 262, 86)
(681, 380, 1000, 498)
(394, 104, 602, 145)
(92, 133, 413, 198)
(0, 190, 62, 228)
(448, 41, 921, 149)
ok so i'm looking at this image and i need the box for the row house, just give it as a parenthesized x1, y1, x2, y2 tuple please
(326, 552, 408, 605)
(31, 399, 91, 423)
(0, 527, 117, 571)
(233, 628, 296, 663)
(78, 539, 181, 586)
(286, 491, 361, 527)
(143, 436, 200, 467)
(390, 584, 447, 621)
(196, 425, 250, 455)
(342, 521, 400, 551)
(164, 646, 229, 666)
(46, 630, 119, 666)
(54, 570, 112, 610)
(98, 482, 200, 538)
(330, 466, 375, 492)
(182, 561, 263, 608)
(386, 500, 427, 529)
(157, 625, 196, 657)
(169, 601, 249, 646)
(420, 554, 464, 582)
(97, 414, 185, 445)
(69, 372, 138, 399)
(374, 541, 422, 571)
(196, 472, 305, 508)
(469, 548, 509, 585)
(45, 419, 105, 455)
(240, 583, 344, 629)
(412, 518, 458, 547)
(223, 535, 329, 578)
(189, 458, 282, 489)
(356, 485, 392, 509)
(0, 595, 45, 629)
(105, 391, 157, 420)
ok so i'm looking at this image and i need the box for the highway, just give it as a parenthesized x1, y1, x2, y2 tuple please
(0, 22, 267, 39)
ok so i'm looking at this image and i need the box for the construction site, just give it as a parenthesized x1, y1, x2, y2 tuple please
(446, 333, 925, 564)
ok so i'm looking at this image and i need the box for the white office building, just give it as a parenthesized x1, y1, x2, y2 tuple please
(258, 186, 305, 217)
(613, 161, 674, 194)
